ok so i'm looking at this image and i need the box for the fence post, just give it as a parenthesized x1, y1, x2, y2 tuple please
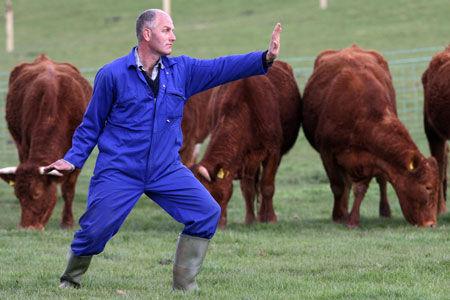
(162, 0, 171, 15)
(5, 0, 14, 53)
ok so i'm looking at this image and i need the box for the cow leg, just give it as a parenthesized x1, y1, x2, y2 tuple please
(180, 140, 197, 168)
(425, 119, 448, 214)
(217, 182, 234, 229)
(347, 180, 369, 228)
(60, 172, 79, 229)
(438, 142, 448, 214)
(321, 153, 349, 223)
(376, 176, 391, 218)
(257, 154, 279, 223)
(240, 167, 259, 225)
(37, 183, 58, 229)
(444, 143, 448, 203)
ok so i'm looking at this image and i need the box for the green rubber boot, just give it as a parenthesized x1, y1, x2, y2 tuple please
(172, 234, 210, 291)
(59, 250, 92, 289)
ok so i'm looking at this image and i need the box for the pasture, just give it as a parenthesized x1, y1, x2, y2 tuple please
(0, 0, 449, 299)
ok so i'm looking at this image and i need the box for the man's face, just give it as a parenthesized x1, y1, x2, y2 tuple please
(145, 13, 176, 56)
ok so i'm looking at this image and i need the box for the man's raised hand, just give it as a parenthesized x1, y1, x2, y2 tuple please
(266, 23, 282, 63)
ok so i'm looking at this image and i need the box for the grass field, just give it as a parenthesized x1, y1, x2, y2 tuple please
(0, 1, 450, 299)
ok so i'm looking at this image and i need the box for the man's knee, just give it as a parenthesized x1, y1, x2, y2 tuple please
(199, 193, 221, 223)
(182, 197, 221, 239)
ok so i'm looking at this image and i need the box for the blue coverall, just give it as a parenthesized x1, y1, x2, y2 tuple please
(64, 47, 268, 256)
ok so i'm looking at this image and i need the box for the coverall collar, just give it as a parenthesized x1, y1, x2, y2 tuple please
(126, 46, 177, 69)
(135, 47, 164, 81)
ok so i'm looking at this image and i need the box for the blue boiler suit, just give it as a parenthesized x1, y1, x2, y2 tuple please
(64, 47, 268, 256)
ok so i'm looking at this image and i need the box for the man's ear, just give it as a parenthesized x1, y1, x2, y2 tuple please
(143, 27, 152, 42)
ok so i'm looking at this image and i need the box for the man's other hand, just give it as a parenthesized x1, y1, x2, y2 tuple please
(43, 159, 75, 175)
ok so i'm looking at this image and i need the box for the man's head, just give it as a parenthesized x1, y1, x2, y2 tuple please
(136, 9, 176, 56)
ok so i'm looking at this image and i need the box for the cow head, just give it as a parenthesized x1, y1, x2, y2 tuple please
(0, 163, 62, 229)
(393, 153, 439, 227)
(191, 164, 233, 228)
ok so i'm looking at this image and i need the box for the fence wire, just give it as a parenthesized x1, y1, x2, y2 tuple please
(0, 47, 444, 191)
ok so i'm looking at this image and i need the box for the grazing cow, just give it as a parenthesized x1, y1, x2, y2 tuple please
(422, 45, 450, 215)
(302, 45, 439, 228)
(191, 61, 302, 228)
(179, 88, 214, 167)
(0, 55, 92, 229)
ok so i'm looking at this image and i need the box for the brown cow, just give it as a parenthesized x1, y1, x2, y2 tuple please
(179, 88, 214, 167)
(191, 61, 302, 228)
(0, 55, 92, 230)
(422, 45, 450, 215)
(302, 45, 439, 228)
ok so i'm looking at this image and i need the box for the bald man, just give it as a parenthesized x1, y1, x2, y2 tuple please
(46, 8, 281, 291)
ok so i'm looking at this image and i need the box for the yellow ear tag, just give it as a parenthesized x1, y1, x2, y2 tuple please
(408, 161, 415, 171)
(8, 180, 15, 186)
(217, 168, 225, 179)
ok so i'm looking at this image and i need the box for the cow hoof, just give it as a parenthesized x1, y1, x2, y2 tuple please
(257, 216, 267, 223)
(438, 202, 447, 215)
(268, 216, 278, 224)
(218, 220, 227, 230)
(60, 222, 74, 230)
(20, 224, 45, 231)
(346, 222, 359, 229)
(332, 215, 348, 224)
(245, 216, 255, 225)
(257, 214, 277, 223)
(379, 209, 391, 218)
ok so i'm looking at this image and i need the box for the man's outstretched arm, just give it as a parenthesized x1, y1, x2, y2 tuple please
(185, 22, 283, 97)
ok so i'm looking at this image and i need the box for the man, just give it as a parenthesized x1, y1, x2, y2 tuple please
(45, 8, 281, 291)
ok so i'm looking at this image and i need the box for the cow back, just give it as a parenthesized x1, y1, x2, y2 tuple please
(422, 45, 450, 138)
(6, 55, 92, 164)
(266, 61, 302, 154)
(200, 60, 301, 174)
(303, 45, 397, 152)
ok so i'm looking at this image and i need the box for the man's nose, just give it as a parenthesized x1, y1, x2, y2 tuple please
(170, 32, 176, 41)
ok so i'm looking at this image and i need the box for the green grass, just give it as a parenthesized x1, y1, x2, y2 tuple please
(0, 1, 450, 299)
(1, 140, 450, 299)
(0, 0, 449, 71)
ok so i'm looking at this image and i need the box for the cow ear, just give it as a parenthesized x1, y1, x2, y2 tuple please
(406, 153, 421, 172)
(0, 173, 16, 186)
(0, 167, 17, 186)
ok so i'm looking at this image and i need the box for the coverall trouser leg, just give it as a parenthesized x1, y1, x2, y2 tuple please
(145, 164, 221, 239)
(65, 164, 220, 289)
(145, 164, 221, 291)
(71, 172, 144, 256)
(71, 164, 221, 255)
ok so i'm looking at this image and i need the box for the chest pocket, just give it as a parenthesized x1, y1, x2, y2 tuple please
(111, 87, 145, 124)
(165, 89, 186, 118)
(116, 88, 138, 107)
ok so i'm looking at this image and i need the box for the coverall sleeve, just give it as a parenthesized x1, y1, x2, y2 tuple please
(63, 67, 115, 169)
(185, 51, 267, 98)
